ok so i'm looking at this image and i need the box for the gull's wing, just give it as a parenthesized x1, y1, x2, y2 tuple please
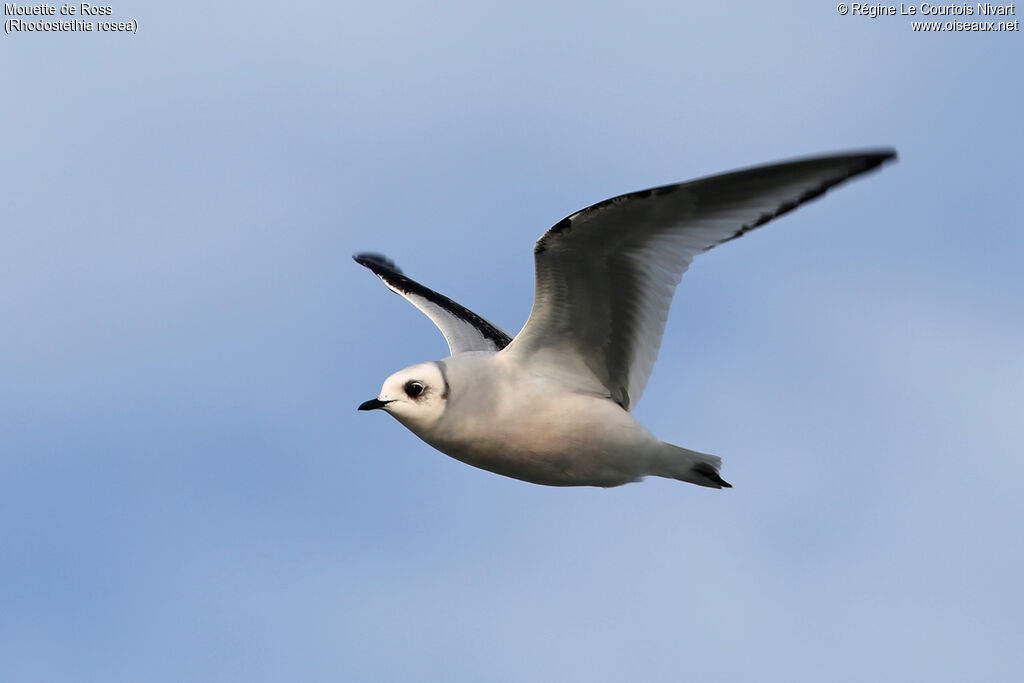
(500, 149, 897, 410)
(354, 253, 512, 354)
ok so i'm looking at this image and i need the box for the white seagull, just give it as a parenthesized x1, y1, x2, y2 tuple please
(357, 150, 896, 488)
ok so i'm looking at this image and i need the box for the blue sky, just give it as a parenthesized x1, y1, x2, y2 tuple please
(3, 2, 1022, 681)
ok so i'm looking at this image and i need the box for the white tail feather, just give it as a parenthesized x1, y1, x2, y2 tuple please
(648, 442, 731, 489)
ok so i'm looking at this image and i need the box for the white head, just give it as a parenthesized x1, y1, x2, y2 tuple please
(358, 361, 448, 432)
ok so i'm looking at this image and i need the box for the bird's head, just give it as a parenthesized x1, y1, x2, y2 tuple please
(358, 361, 448, 432)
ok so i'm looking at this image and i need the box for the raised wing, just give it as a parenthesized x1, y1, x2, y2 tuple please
(354, 253, 512, 354)
(501, 150, 897, 410)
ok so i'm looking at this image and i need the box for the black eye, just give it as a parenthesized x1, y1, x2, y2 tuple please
(404, 381, 425, 398)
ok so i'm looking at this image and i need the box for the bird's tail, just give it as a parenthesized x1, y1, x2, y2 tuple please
(648, 442, 732, 489)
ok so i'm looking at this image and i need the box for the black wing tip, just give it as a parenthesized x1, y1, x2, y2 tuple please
(353, 252, 403, 275)
(781, 147, 897, 181)
(874, 148, 898, 162)
(834, 146, 896, 158)
(710, 147, 897, 184)
(846, 147, 898, 170)
(766, 147, 897, 167)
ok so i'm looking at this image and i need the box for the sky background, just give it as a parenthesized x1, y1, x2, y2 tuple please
(3, 2, 1022, 681)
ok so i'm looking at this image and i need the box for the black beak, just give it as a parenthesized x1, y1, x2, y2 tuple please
(358, 398, 390, 411)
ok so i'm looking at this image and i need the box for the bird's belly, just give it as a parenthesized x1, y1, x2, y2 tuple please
(427, 396, 652, 487)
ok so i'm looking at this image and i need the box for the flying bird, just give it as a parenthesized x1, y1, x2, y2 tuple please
(356, 150, 896, 488)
